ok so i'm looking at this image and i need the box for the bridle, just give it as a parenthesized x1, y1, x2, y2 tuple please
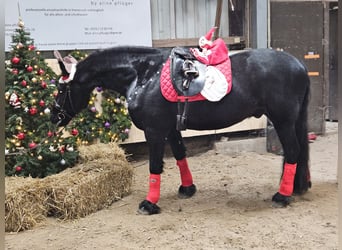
(53, 84, 77, 125)
(53, 64, 77, 125)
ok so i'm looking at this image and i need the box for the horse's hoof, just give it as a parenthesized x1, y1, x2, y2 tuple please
(178, 184, 197, 199)
(138, 200, 161, 215)
(271, 192, 294, 207)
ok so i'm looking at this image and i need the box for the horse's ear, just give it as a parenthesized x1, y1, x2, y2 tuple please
(64, 55, 78, 64)
(54, 50, 63, 61)
(54, 50, 69, 77)
(62, 55, 78, 74)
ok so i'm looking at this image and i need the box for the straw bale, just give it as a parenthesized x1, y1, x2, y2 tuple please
(5, 177, 48, 232)
(5, 142, 134, 231)
(43, 142, 134, 220)
(77, 142, 127, 163)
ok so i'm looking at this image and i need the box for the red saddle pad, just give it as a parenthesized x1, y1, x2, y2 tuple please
(160, 58, 232, 102)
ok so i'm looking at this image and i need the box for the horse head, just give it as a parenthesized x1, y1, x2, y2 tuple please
(50, 48, 141, 127)
(50, 51, 90, 126)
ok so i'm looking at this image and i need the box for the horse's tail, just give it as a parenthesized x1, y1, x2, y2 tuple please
(294, 74, 311, 192)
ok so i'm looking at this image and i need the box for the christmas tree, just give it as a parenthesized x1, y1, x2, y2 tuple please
(5, 18, 79, 178)
(65, 50, 132, 145)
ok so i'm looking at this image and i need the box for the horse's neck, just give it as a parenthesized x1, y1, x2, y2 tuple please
(94, 55, 165, 96)
(97, 66, 138, 96)
(78, 47, 167, 96)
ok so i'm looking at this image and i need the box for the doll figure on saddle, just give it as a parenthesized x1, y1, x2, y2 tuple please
(190, 27, 229, 66)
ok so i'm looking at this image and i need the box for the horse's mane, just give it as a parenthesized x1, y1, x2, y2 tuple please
(73, 46, 163, 83)
(77, 46, 161, 70)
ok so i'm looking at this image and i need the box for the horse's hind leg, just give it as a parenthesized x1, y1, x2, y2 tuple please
(271, 122, 301, 206)
(167, 129, 197, 198)
(293, 100, 311, 194)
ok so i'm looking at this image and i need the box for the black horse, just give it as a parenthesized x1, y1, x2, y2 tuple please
(51, 46, 311, 215)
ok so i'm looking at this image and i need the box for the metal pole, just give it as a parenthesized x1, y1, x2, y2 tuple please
(214, 0, 223, 39)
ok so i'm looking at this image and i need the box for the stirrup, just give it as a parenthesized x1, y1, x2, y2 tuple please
(182, 60, 199, 77)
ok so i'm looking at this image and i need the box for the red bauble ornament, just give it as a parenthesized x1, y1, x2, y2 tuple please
(39, 100, 45, 107)
(12, 69, 18, 75)
(41, 81, 47, 89)
(29, 107, 38, 115)
(28, 44, 35, 51)
(47, 131, 54, 137)
(17, 132, 25, 140)
(26, 65, 33, 72)
(59, 146, 65, 154)
(38, 69, 45, 75)
(71, 129, 79, 136)
(11, 56, 20, 64)
(29, 142, 37, 149)
(21, 80, 27, 87)
(15, 166, 22, 172)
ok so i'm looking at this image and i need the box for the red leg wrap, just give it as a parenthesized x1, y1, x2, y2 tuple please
(146, 174, 161, 204)
(177, 158, 193, 187)
(279, 163, 297, 196)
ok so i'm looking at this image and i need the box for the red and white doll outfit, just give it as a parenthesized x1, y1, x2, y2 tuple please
(191, 27, 228, 65)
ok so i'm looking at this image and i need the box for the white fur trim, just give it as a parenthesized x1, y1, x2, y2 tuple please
(200, 66, 228, 102)
(58, 64, 77, 84)
(68, 64, 77, 81)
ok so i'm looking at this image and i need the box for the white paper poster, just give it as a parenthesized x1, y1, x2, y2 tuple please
(5, 0, 152, 51)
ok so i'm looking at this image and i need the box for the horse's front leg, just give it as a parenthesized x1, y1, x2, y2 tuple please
(138, 128, 166, 215)
(167, 129, 197, 199)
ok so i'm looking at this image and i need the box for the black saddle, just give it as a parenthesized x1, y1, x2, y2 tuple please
(170, 47, 206, 97)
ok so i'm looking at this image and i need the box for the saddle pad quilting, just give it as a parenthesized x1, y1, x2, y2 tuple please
(160, 58, 232, 102)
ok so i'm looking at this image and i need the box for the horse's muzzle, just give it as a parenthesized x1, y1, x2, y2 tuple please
(50, 107, 68, 126)
(50, 114, 61, 125)
(50, 114, 71, 127)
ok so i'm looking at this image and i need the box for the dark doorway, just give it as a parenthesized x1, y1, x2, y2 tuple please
(270, 1, 325, 134)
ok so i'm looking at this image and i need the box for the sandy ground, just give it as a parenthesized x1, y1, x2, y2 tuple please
(5, 123, 338, 250)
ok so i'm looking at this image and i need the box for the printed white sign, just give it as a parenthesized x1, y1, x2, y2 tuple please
(5, 0, 152, 51)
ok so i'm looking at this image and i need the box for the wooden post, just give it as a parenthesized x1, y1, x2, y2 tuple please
(214, 0, 223, 39)
(338, 0, 342, 244)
